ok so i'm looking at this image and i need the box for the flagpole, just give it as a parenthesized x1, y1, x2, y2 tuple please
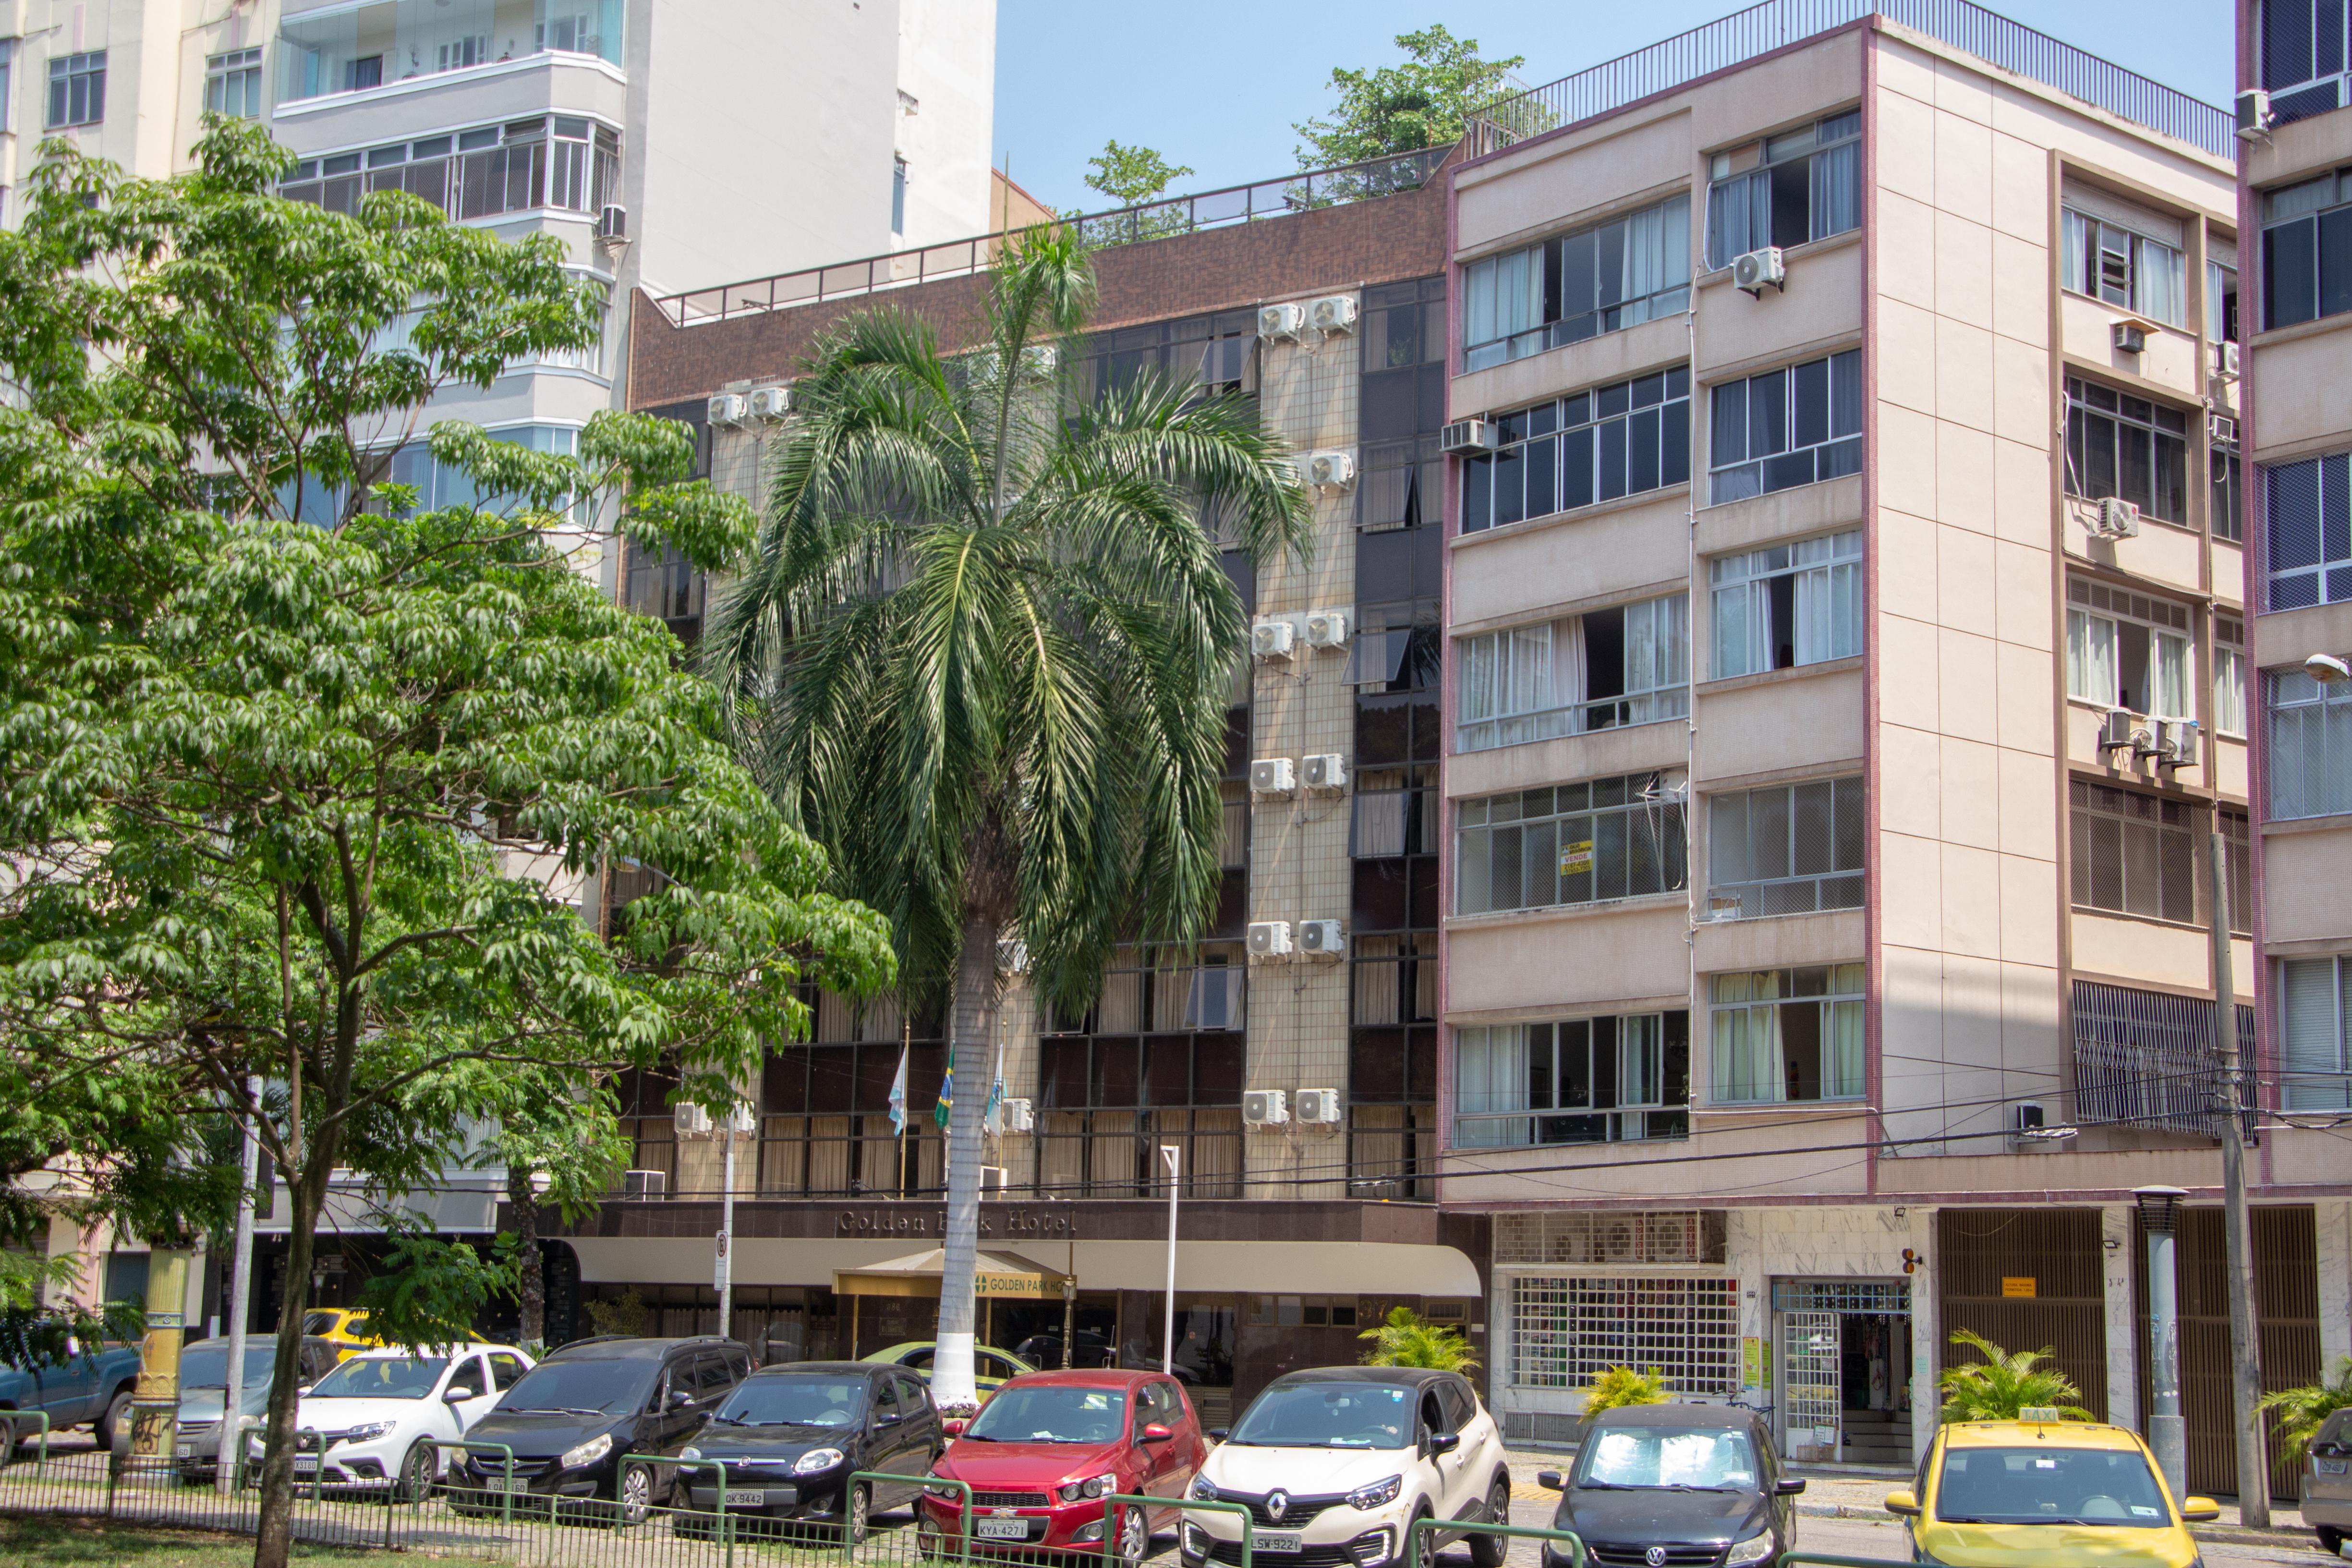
(899, 1019, 911, 1197)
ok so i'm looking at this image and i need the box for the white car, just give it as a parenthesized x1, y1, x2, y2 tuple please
(250, 1343, 533, 1499)
(1182, 1368, 1512, 1568)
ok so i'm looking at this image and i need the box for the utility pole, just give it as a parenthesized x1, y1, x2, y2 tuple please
(715, 1106, 754, 1344)
(218, 1075, 261, 1495)
(1160, 1145, 1180, 1376)
(2212, 831, 2270, 1525)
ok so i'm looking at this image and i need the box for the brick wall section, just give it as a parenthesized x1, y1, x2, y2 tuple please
(625, 174, 1451, 408)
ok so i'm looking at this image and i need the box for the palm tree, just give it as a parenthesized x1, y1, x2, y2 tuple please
(1937, 1328, 2095, 1423)
(1359, 1306, 1478, 1372)
(2258, 1356, 2352, 1459)
(704, 229, 1310, 1407)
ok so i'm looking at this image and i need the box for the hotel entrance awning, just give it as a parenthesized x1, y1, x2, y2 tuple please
(831, 1247, 1074, 1300)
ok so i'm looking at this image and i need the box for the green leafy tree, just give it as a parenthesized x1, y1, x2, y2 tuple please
(2259, 1356, 2352, 1458)
(704, 228, 1309, 1408)
(1359, 1305, 1478, 1372)
(1084, 139, 1194, 206)
(1937, 1329, 2094, 1423)
(1293, 25, 1525, 168)
(1584, 1365, 1670, 1415)
(350, 1224, 522, 1351)
(0, 119, 893, 1568)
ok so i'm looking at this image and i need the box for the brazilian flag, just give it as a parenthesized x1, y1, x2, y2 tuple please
(934, 1066, 952, 1130)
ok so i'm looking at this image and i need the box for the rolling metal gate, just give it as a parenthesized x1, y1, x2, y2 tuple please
(1936, 1209, 2110, 1421)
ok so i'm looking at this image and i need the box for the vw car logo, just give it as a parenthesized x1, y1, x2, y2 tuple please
(1646, 1548, 1668, 1566)
(1267, 1491, 1289, 1522)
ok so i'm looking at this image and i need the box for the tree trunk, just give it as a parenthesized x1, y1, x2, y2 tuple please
(930, 911, 999, 1410)
(250, 1165, 327, 1568)
(515, 1179, 543, 1349)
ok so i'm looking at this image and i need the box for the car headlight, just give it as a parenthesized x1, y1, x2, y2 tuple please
(679, 1447, 702, 1463)
(1189, 1476, 1219, 1502)
(925, 1481, 965, 1500)
(340, 1422, 398, 1445)
(1348, 1475, 1404, 1510)
(1725, 1532, 1774, 1566)
(794, 1447, 846, 1475)
(1059, 1472, 1117, 1502)
(558, 1433, 613, 1471)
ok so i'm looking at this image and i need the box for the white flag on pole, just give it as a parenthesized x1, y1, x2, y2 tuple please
(887, 1044, 910, 1135)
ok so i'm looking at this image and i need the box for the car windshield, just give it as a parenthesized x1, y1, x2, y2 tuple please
(1934, 1445, 2170, 1526)
(497, 1358, 658, 1417)
(963, 1386, 1127, 1444)
(719, 1377, 866, 1426)
(178, 1344, 277, 1390)
(308, 1356, 448, 1401)
(1226, 1384, 1412, 1449)
(1576, 1428, 1758, 1490)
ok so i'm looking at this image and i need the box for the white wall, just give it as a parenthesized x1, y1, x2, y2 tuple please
(893, 0, 994, 244)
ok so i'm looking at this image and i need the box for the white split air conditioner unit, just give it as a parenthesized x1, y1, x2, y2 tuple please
(748, 385, 792, 421)
(596, 204, 628, 242)
(1251, 617, 1298, 660)
(1440, 418, 1494, 455)
(2098, 709, 2137, 756)
(721, 1105, 757, 1136)
(1301, 754, 1347, 791)
(1259, 302, 1307, 341)
(622, 1169, 667, 1199)
(1246, 920, 1294, 958)
(2092, 497, 2142, 539)
(2236, 87, 2272, 141)
(674, 1103, 713, 1137)
(1294, 1088, 1343, 1124)
(1297, 919, 1346, 957)
(1732, 245, 1786, 296)
(1002, 1097, 1035, 1133)
(1308, 450, 1357, 488)
(1242, 1088, 1290, 1127)
(1309, 295, 1358, 334)
(1304, 609, 1350, 649)
(2153, 718, 2198, 768)
(707, 393, 747, 428)
(1249, 757, 1297, 795)
(2215, 340, 2242, 381)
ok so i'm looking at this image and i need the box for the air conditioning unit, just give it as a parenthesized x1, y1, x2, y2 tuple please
(674, 1103, 713, 1137)
(2111, 319, 2149, 355)
(1732, 245, 1786, 296)
(596, 203, 628, 241)
(2009, 1101, 2074, 1146)
(1003, 1097, 1035, 1133)
(1246, 920, 1294, 958)
(1294, 1088, 1343, 1124)
(1309, 295, 1358, 334)
(748, 385, 792, 421)
(623, 1169, 667, 1199)
(2236, 87, 2272, 140)
(2215, 340, 2242, 381)
(1301, 754, 1347, 791)
(2092, 496, 2141, 539)
(707, 393, 747, 428)
(722, 1105, 758, 1136)
(2154, 718, 2198, 768)
(2209, 413, 2238, 446)
(1242, 1089, 1290, 1127)
(1297, 919, 1346, 957)
(1303, 609, 1349, 649)
(1307, 450, 1357, 488)
(1440, 418, 1494, 455)
(1251, 617, 1297, 660)
(2098, 708, 2137, 755)
(1250, 757, 1297, 795)
(1258, 302, 1307, 341)
(980, 1166, 1011, 1196)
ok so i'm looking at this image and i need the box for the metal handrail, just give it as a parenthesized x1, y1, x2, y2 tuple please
(1102, 1494, 1255, 1568)
(0, 1410, 51, 1472)
(1408, 1514, 1589, 1568)
(431, 1439, 519, 1529)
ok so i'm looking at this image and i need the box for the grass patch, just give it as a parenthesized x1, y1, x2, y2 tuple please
(0, 1512, 516, 1566)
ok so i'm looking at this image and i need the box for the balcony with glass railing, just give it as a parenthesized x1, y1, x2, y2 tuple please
(279, 0, 622, 105)
(280, 115, 618, 227)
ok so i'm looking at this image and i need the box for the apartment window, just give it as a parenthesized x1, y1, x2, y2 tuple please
(1707, 350, 1862, 503)
(1455, 1012, 1690, 1148)
(2064, 378, 2189, 525)
(2069, 781, 2196, 924)
(2261, 0, 2352, 123)
(2064, 578, 2192, 718)
(1456, 595, 1688, 752)
(1708, 529, 1862, 679)
(1508, 1276, 1738, 1395)
(891, 156, 908, 235)
(1705, 110, 1860, 268)
(1707, 776, 1863, 919)
(2215, 614, 2246, 737)
(280, 0, 623, 103)
(2266, 666, 2352, 820)
(2208, 258, 2240, 344)
(2060, 206, 2186, 327)
(2221, 808, 2252, 937)
(1461, 367, 1691, 534)
(2261, 169, 2352, 330)
(2212, 423, 2243, 544)
(204, 48, 264, 119)
(2263, 450, 2352, 609)
(46, 50, 104, 128)
(1455, 772, 1688, 917)
(1462, 193, 1690, 371)
(282, 118, 621, 225)
(1708, 964, 1865, 1104)
(2281, 956, 2352, 1109)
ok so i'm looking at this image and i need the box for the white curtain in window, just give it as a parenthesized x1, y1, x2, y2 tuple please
(1465, 257, 1498, 350)
(1623, 194, 1692, 311)
(2061, 210, 2089, 293)
(1711, 581, 1753, 680)
(1466, 248, 1540, 349)
(1506, 621, 1553, 717)
(2134, 238, 2186, 328)
(1827, 999, 1865, 1098)
(2215, 644, 2246, 736)
(2151, 630, 2191, 719)
(1555, 615, 1587, 721)
(2281, 959, 2351, 1110)
(2066, 608, 2118, 705)
(1792, 564, 1860, 666)
(1460, 634, 1496, 723)
(1809, 141, 1858, 240)
(1619, 1015, 1661, 1108)
(1709, 997, 1782, 1103)
(1456, 1026, 1531, 1114)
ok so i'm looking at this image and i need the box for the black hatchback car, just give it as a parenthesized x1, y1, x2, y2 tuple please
(1537, 1406, 1802, 1568)
(450, 1336, 753, 1522)
(670, 1361, 943, 1542)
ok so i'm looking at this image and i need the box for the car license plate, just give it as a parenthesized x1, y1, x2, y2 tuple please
(292, 1458, 317, 1474)
(2323, 1459, 2349, 1474)
(482, 1476, 529, 1492)
(977, 1518, 1030, 1540)
(725, 1489, 768, 1507)
(177, 1444, 193, 1459)
(1251, 1532, 1304, 1553)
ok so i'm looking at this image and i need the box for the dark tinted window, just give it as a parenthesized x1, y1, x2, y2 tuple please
(896, 1375, 930, 1415)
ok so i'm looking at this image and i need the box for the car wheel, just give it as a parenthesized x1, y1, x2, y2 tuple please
(1468, 1479, 1511, 1568)
(847, 1481, 873, 1546)
(616, 1460, 654, 1527)
(395, 1440, 436, 1504)
(99, 1391, 134, 1457)
(2321, 1526, 2345, 1556)
(1118, 1503, 1150, 1564)
(1406, 1506, 1434, 1568)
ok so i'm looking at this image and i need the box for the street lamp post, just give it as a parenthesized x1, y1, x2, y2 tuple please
(2136, 1184, 2188, 1500)
(1160, 1145, 1180, 1377)
(716, 1106, 753, 1343)
(218, 1074, 262, 1495)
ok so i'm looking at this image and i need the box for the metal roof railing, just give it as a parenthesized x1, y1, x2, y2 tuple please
(652, 145, 1447, 329)
(1470, 0, 2233, 159)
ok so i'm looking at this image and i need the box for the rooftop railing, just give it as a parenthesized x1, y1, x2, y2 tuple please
(650, 145, 1446, 329)
(1469, 0, 2233, 159)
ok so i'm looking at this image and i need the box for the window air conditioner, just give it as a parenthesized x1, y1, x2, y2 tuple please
(623, 1169, 667, 1199)
(1242, 1089, 1290, 1127)
(2155, 718, 2198, 768)
(1297, 919, 1346, 957)
(2236, 88, 2272, 140)
(1304, 609, 1350, 649)
(1293, 1088, 1343, 1124)
(1732, 246, 1786, 296)
(1308, 450, 1357, 488)
(1249, 757, 1297, 795)
(1003, 1097, 1035, 1133)
(707, 393, 747, 428)
(980, 1166, 1011, 1196)
(2092, 497, 2141, 539)
(1309, 295, 1358, 334)
(2214, 340, 2242, 381)
(1301, 754, 1347, 790)
(2111, 319, 2149, 355)
(674, 1103, 713, 1136)
(1258, 302, 1307, 341)
(2097, 709, 2137, 755)
(721, 1105, 757, 1136)
(597, 203, 628, 241)
(748, 385, 792, 421)
(1246, 920, 1294, 958)
(1440, 418, 1494, 455)
(1251, 617, 1297, 660)
(2209, 413, 2238, 446)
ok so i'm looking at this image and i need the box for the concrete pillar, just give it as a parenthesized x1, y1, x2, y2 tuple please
(2102, 1203, 2141, 1433)
(1908, 1205, 1938, 1465)
(2317, 1199, 2352, 1374)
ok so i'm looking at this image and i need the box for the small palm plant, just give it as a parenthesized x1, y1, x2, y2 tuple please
(1359, 1306, 1478, 1372)
(1938, 1328, 2094, 1422)
(2259, 1356, 2352, 1457)
(1584, 1366, 1670, 1415)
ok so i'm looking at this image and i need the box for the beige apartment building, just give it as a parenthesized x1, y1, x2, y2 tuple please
(1438, 4, 2346, 1495)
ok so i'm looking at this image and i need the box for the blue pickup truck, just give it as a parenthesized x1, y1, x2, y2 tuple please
(0, 1339, 144, 1451)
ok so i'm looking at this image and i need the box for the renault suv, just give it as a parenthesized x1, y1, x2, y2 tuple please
(1182, 1368, 1511, 1568)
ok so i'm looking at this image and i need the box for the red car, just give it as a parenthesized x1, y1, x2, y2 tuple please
(920, 1368, 1208, 1562)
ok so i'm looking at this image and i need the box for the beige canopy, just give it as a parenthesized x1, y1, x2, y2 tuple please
(831, 1246, 1073, 1300)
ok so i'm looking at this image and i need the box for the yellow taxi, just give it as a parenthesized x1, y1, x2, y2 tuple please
(1887, 1417, 2219, 1568)
(299, 1308, 380, 1362)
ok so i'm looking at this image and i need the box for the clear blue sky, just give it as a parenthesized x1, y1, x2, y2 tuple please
(992, 0, 2235, 217)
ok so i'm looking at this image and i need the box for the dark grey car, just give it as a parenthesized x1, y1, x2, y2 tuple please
(1537, 1406, 1803, 1568)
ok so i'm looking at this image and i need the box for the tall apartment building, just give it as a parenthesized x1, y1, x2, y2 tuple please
(1439, 2, 2343, 1497)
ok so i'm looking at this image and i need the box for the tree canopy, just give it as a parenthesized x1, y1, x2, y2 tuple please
(1084, 139, 1195, 206)
(1293, 24, 1525, 168)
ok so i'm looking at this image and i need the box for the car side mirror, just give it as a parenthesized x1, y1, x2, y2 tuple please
(1140, 1423, 1173, 1444)
(1775, 1478, 1806, 1496)
(667, 1389, 693, 1411)
(942, 1418, 969, 1438)
(1535, 1470, 1564, 1492)
(1883, 1490, 1921, 1517)
(876, 1410, 902, 1426)
(443, 1386, 476, 1404)
(2181, 1496, 2222, 1523)
(1428, 1432, 1461, 1456)
(1208, 1428, 1228, 1443)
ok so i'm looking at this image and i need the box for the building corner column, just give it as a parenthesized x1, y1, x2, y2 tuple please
(2101, 1203, 2140, 1434)
(1909, 1206, 1938, 1466)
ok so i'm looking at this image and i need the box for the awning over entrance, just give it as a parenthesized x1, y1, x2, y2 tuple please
(832, 1247, 1072, 1300)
